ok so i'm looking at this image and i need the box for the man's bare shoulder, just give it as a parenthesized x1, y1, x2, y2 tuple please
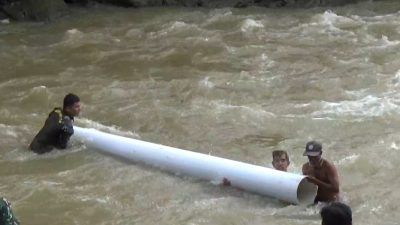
(302, 162, 311, 174)
(322, 159, 338, 173)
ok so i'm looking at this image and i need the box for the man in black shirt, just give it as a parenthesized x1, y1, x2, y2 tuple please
(30, 93, 81, 154)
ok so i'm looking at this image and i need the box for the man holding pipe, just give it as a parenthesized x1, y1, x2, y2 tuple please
(302, 141, 340, 204)
(29, 93, 81, 154)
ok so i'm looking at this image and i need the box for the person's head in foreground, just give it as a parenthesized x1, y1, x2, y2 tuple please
(272, 150, 290, 172)
(320, 202, 352, 225)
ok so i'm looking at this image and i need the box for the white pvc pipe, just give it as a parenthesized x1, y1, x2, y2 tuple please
(73, 126, 317, 205)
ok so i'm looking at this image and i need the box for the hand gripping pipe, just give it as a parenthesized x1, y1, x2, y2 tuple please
(73, 126, 317, 205)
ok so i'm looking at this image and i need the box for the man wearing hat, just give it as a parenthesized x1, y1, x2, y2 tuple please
(302, 141, 340, 203)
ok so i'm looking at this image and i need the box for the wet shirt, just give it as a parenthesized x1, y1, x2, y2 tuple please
(29, 108, 74, 154)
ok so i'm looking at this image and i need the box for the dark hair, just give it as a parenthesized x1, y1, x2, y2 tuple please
(272, 150, 290, 162)
(63, 93, 80, 109)
(320, 202, 352, 225)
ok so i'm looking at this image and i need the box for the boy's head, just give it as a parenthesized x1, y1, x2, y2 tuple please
(272, 150, 290, 172)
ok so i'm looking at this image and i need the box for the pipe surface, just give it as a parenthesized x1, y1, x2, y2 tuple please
(73, 126, 317, 204)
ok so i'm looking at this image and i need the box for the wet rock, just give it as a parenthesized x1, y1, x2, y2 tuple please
(94, 0, 136, 7)
(0, 0, 368, 22)
(1, 0, 69, 21)
(91, 0, 361, 8)
(1, 1, 26, 20)
(129, 0, 163, 7)
(0, 11, 7, 20)
(200, 1, 242, 7)
(163, 0, 202, 7)
(93, 0, 200, 7)
(64, 0, 90, 6)
(267, 0, 358, 7)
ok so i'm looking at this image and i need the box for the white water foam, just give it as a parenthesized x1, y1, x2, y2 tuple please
(211, 100, 276, 119)
(198, 76, 215, 89)
(312, 94, 400, 118)
(314, 10, 364, 29)
(77, 118, 140, 139)
(240, 18, 264, 32)
(1, 19, 10, 24)
(335, 154, 360, 166)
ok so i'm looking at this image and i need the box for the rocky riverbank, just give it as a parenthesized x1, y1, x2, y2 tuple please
(0, 0, 371, 22)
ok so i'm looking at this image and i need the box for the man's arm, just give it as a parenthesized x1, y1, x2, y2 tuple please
(302, 163, 309, 175)
(58, 116, 74, 149)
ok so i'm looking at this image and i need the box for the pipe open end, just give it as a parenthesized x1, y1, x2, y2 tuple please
(297, 178, 318, 205)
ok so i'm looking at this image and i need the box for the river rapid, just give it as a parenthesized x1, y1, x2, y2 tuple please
(1, 1, 400, 224)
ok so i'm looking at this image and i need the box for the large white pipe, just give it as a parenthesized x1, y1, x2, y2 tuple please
(73, 126, 317, 205)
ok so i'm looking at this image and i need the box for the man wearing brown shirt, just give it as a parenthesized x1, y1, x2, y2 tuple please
(302, 141, 340, 204)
